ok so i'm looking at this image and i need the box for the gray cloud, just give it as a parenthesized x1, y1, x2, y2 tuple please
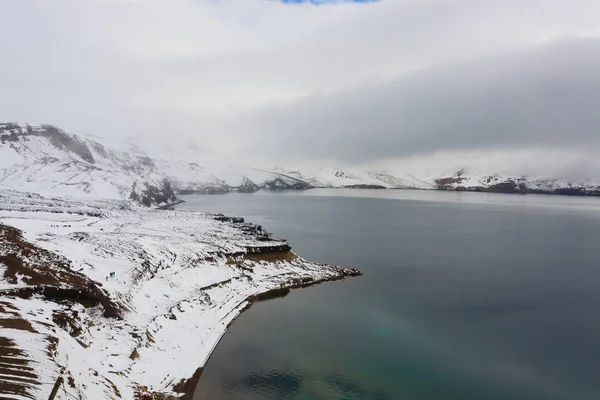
(2, 0, 600, 172)
(231, 39, 600, 164)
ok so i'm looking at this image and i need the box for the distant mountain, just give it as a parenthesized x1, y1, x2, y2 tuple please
(0, 123, 308, 202)
(2, 122, 600, 201)
(271, 167, 433, 189)
(434, 168, 600, 196)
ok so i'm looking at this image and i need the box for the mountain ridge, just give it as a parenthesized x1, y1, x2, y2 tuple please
(433, 168, 600, 196)
(0, 123, 310, 202)
(2, 122, 600, 200)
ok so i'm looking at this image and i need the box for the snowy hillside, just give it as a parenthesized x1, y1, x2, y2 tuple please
(0, 190, 360, 399)
(0, 122, 438, 200)
(0, 123, 164, 199)
(434, 168, 600, 196)
(0, 123, 308, 200)
(3, 122, 600, 200)
(271, 167, 433, 189)
(91, 134, 303, 193)
(0, 128, 369, 399)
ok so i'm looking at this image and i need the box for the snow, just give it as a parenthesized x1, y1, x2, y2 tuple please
(433, 167, 600, 193)
(0, 190, 357, 398)
(271, 167, 434, 189)
(3, 120, 600, 397)
(0, 123, 296, 198)
(0, 263, 8, 289)
(3, 121, 600, 398)
(0, 295, 122, 399)
(5, 122, 598, 198)
(0, 123, 436, 198)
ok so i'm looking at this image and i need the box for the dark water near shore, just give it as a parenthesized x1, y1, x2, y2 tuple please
(177, 189, 600, 400)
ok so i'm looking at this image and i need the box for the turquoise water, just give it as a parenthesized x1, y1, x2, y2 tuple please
(178, 189, 600, 400)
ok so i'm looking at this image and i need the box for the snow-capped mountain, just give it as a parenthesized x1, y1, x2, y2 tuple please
(434, 168, 600, 196)
(270, 167, 433, 189)
(0, 123, 307, 200)
(3, 122, 600, 200)
(0, 123, 161, 199)
(0, 123, 433, 201)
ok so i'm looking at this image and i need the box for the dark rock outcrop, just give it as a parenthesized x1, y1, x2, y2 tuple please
(0, 224, 121, 318)
(342, 184, 387, 189)
(213, 215, 245, 224)
(176, 185, 230, 195)
(435, 175, 600, 197)
(262, 177, 313, 190)
(130, 179, 179, 207)
(1, 123, 95, 164)
(237, 177, 260, 193)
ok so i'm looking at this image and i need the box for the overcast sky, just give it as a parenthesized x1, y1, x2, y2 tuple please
(2, 0, 600, 177)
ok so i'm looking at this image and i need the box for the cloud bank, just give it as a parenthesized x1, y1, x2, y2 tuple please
(2, 0, 600, 175)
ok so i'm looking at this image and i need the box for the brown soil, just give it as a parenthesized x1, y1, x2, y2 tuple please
(435, 176, 466, 186)
(105, 377, 122, 398)
(0, 223, 122, 318)
(245, 243, 291, 254)
(0, 223, 124, 398)
(172, 366, 204, 400)
(0, 322, 45, 399)
(129, 349, 140, 360)
(248, 287, 291, 302)
(244, 250, 298, 263)
(134, 385, 180, 400)
(0, 318, 36, 332)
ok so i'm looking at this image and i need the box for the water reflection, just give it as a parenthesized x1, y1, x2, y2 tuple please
(218, 369, 391, 400)
(224, 370, 303, 395)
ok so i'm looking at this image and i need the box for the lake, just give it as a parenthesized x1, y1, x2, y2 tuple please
(176, 189, 600, 400)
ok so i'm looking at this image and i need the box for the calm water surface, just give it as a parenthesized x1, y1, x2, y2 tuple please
(176, 189, 600, 400)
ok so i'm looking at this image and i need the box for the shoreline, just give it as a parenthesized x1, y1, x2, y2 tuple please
(0, 190, 361, 400)
(177, 270, 362, 400)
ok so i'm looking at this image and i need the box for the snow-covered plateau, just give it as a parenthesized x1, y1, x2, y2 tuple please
(0, 190, 360, 399)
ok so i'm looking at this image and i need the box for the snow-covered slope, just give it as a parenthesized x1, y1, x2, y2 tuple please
(0, 123, 165, 199)
(3, 122, 600, 199)
(0, 122, 435, 199)
(0, 190, 360, 399)
(99, 135, 293, 193)
(272, 167, 433, 189)
(0, 123, 308, 200)
(434, 168, 600, 195)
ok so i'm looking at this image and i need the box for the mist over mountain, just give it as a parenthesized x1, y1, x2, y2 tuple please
(3, 122, 600, 200)
(3, 2, 600, 174)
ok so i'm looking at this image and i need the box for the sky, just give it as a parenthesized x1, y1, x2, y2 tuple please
(2, 0, 600, 177)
